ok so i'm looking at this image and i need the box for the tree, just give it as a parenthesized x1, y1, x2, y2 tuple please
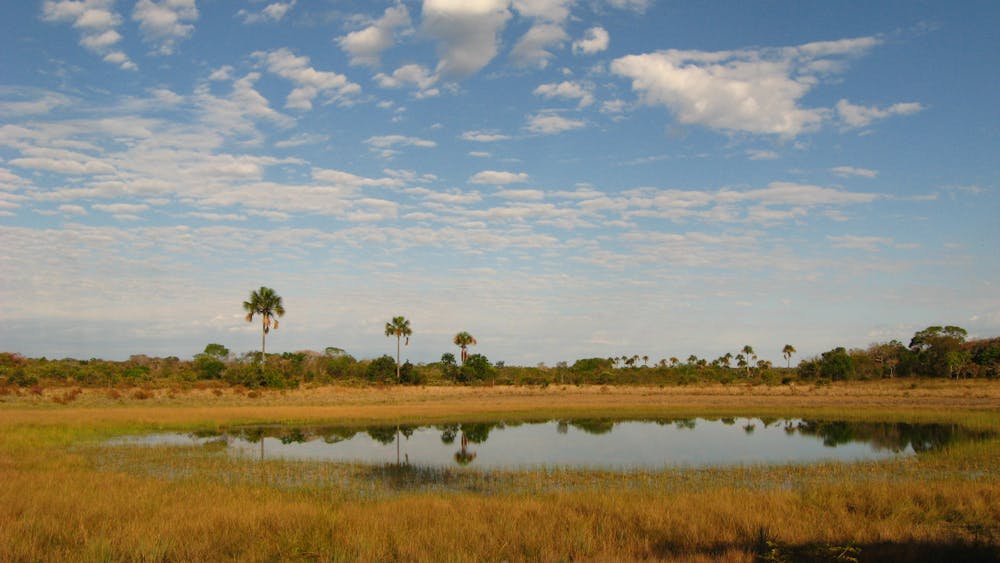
(741, 345, 757, 376)
(909, 325, 968, 378)
(819, 347, 854, 381)
(782, 344, 796, 368)
(453, 331, 477, 364)
(243, 286, 285, 361)
(384, 316, 412, 382)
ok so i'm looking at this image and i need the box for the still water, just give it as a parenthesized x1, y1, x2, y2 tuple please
(114, 418, 982, 470)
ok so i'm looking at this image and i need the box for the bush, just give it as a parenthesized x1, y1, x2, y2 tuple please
(459, 354, 494, 383)
(223, 362, 290, 388)
(365, 355, 397, 383)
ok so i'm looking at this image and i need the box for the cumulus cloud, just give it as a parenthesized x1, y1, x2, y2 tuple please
(533, 81, 594, 107)
(194, 72, 294, 140)
(132, 0, 199, 55)
(469, 170, 530, 185)
(836, 99, 925, 128)
(422, 0, 512, 78)
(611, 37, 892, 137)
(256, 48, 361, 110)
(41, 0, 136, 69)
(374, 64, 439, 97)
(511, 23, 568, 68)
(525, 111, 585, 134)
(338, 3, 411, 67)
(239, 1, 296, 24)
(572, 27, 609, 55)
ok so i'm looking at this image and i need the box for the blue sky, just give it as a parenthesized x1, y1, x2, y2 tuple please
(1, 0, 997, 365)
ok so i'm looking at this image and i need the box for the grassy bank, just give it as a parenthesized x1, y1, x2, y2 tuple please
(2, 382, 999, 561)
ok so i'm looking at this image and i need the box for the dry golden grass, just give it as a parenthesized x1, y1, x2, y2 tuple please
(2, 381, 999, 561)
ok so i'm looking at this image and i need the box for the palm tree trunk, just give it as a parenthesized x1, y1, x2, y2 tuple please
(261, 318, 267, 363)
(396, 335, 401, 382)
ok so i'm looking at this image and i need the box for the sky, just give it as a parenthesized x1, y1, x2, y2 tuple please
(1, 0, 997, 365)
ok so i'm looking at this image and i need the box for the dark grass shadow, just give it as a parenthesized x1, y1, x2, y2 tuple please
(651, 537, 999, 562)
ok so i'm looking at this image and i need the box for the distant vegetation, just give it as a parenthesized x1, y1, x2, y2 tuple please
(1, 325, 998, 390)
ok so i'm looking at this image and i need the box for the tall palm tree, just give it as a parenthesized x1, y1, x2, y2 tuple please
(453, 331, 477, 364)
(242, 286, 284, 362)
(782, 344, 796, 368)
(741, 345, 756, 376)
(384, 316, 412, 382)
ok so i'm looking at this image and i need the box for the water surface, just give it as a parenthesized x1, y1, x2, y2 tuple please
(112, 418, 983, 470)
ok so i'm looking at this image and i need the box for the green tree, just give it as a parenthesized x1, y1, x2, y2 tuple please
(741, 345, 757, 376)
(453, 331, 477, 364)
(242, 286, 285, 361)
(365, 355, 397, 383)
(909, 326, 968, 378)
(820, 347, 854, 381)
(384, 316, 412, 382)
(782, 344, 796, 368)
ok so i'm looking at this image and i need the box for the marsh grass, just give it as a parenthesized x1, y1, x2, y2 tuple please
(2, 383, 999, 561)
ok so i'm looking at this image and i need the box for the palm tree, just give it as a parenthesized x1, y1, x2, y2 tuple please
(741, 345, 756, 376)
(782, 344, 796, 368)
(453, 331, 477, 364)
(242, 286, 285, 362)
(384, 316, 412, 382)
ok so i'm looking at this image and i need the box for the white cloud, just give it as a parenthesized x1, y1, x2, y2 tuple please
(365, 135, 437, 157)
(240, 1, 297, 24)
(256, 48, 361, 110)
(338, 3, 411, 67)
(573, 27, 609, 55)
(422, 0, 512, 78)
(92, 203, 150, 214)
(611, 37, 885, 137)
(208, 65, 233, 81)
(311, 168, 403, 189)
(132, 0, 199, 56)
(374, 64, 439, 97)
(828, 234, 893, 251)
(836, 99, 925, 128)
(533, 81, 594, 107)
(831, 166, 878, 178)
(58, 204, 88, 215)
(496, 188, 545, 200)
(600, 99, 627, 114)
(461, 130, 511, 142)
(469, 170, 530, 185)
(606, 0, 649, 12)
(512, 0, 573, 22)
(747, 149, 780, 160)
(511, 23, 569, 68)
(274, 133, 330, 148)
(525, 111, 585, 134)
(41, 0, 136, 69)
(195, 72, 293, 139)
(366, 135, 437, 149)
(0, 89, 73, 116)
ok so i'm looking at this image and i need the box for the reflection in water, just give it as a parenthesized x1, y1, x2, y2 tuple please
(115, 418, 991, 470)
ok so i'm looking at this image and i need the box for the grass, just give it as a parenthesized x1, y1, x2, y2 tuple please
(2, 381, 999, 561)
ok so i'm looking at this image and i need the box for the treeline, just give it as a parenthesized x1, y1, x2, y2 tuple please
(1, 326, 998, 389)
(797, 326, 1000, 381)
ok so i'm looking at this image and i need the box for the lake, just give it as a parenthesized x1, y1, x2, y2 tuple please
(110, 417, 985, 470)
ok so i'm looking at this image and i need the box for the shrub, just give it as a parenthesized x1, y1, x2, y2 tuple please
(365, 355, 397, 383)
